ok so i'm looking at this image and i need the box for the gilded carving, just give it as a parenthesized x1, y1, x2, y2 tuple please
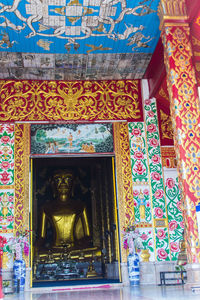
(158, 0, 187, 18)
(160, 110, 173, 140)
(0, 185, 14, 190)
(0, 80, 142, 122)
(14, 124, 30, 264)
(192, 36, 200, 47)
(159, 87, 169, 101)
(158, 0, 187, 30)
(114, 122, 134, 263)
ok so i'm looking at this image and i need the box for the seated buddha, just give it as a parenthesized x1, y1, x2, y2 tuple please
(35, 169, 101, 262)
(177, 231, 187, 266)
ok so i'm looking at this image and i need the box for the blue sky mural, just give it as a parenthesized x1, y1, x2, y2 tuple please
(0, 0, 161, 80)
(0, 0, 160, 54)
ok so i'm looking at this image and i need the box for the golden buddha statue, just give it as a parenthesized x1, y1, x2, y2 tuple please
(35, 169, 101, 261)
(177, 234, 187, 266)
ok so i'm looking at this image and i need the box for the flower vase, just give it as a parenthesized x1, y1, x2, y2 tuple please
(127, 251, 140, 286)
(13, 256, 26, 293)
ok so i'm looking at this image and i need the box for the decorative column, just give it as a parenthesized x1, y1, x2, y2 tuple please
(158, 0, 200, 284)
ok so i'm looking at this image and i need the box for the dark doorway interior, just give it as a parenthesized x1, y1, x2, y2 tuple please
(32, 156, 120, 287)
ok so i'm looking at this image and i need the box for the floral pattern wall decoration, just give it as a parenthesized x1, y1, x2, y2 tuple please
(165, 173, 184, 261)
(0, 190, 14, 231)
(143, 98, 170, 261)
(138, 228, 155, 262)
(0, 124, 15, 269)
(128, 122, 155, 260)
(155, 227, 170, 261)
(128, 122, 148, 184)
(144, 99, 166, 220)
(0, 124, 14, 186)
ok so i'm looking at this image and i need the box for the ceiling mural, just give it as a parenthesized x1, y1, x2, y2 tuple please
(0, 0, 160, 80)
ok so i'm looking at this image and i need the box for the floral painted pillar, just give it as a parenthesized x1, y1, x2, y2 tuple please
(0, 124, 15, 269)
(144, 98, 170, 262)
(158, 0, 200, 283)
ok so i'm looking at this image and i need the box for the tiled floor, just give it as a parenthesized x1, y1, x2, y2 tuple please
(3, 285, 200, 300)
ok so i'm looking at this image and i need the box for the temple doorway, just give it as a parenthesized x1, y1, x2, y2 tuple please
(31, 156, 121, 287)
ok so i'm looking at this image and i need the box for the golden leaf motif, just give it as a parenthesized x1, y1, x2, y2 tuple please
(160, 109, 173, 140)
(0, 80, 142, 121)
(159, 87, 169, 101)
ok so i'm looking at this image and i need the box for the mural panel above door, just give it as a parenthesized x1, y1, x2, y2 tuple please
(0, 0, 160, 80)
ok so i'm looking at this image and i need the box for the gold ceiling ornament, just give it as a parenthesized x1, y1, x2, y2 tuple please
(67, 16, 80, 24)
(160, 109, 174, 140)
(0, 80, 141, 122)
(68, 0, 82, 6)
(158, 0, 188, 30)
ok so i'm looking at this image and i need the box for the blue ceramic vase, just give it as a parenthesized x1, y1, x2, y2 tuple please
(127, 252, 140, 286)
(13, 258, 26, 292)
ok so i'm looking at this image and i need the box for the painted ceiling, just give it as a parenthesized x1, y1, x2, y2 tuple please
(0, 0, 161, 80)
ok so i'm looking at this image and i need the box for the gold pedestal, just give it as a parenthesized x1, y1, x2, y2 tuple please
(86, 263, 97, 278)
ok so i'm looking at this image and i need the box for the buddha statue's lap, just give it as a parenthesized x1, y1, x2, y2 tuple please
(35, 169, 101, 262)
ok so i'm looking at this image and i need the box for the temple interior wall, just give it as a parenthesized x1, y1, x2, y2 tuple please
(0, 79, 183, 286)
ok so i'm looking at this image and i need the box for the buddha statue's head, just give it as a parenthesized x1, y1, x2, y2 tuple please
(51, 169, 74, 202)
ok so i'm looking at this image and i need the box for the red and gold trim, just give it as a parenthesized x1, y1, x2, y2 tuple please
(0, 80, 143, 122)
(159, 2, 200, 262)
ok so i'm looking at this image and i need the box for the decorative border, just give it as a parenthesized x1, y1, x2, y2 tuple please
(0, 124, 15, 234)
(14, 124, 30, 235)
(114, 122, 134, 263)
(0, 124, 14, 185)
(0, 80, 143, 122)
